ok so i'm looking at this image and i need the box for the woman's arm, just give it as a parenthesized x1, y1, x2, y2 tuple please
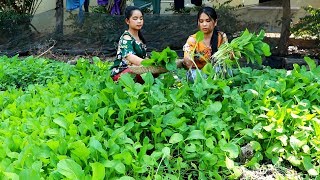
(126, 54, 144, 66)
(121, 34, 145, 66)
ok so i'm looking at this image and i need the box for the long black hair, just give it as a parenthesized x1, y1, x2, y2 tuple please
(197, 7, 219, 55)
(125, 6, 146, 44)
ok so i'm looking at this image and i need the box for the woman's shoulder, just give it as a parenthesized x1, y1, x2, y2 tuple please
(186, 34, 197, 43)
(217, 31, 227, 38)
(121, 31, 133, 41)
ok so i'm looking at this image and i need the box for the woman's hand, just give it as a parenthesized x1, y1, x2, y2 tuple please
(183, 57, 194, 69)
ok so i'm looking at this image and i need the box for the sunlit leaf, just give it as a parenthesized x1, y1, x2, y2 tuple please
(90, 162, 105, 180)
(187, 130, 206, 140)
(169, 133, 184, 144)
(195, 31, 204, 42)
(302, 156, 319, 176)
(225, 156, 234, 169)
(57, 159, 84, 180)
(162, 147, 170, 158)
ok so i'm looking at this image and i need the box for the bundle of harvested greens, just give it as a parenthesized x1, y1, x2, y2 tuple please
(141, 47, 178, 71)
(210, 29, 271, 78)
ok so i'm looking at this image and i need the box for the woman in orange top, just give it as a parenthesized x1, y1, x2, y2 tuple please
(183, 7, 228, 81)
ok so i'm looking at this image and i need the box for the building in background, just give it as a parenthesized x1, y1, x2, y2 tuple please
(35, 0, 320, 15)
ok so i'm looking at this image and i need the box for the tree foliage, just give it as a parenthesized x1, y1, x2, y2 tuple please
(0, 0, 42, 15)
(291, 6, 320, 39)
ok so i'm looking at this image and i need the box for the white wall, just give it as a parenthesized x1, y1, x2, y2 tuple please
(35, 0, 99, 14)
(34, 0, 320, 15)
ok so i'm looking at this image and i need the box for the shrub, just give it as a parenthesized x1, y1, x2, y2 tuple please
(291, 6, 320, 39)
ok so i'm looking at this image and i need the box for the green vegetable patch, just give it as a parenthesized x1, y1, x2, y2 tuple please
(0, 55, 319, 179)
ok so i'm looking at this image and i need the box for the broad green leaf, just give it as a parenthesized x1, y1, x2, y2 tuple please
(114, 161, 126, 174)
(225, 156, 234, 169)
(169, 133, 184, 144)
(19, 169, 40, 180)
(277, 135, 288, 146)
(185, 143, 197, 152)
(151, 151, 162, 161)
(89, 137, 103, 151)
(57, 159, 84, 180)
(141, 72, 154, 86)
(141, 58, 155, 66)
(265, 143, 285, 162)
(212, 101, 222, 112)
(205, 137, 215, 149)
(90, 162, 105, 180)
(162, 147, 170, 158)
(286, 153, 301, 166)
(118, 73, 135, 91)
(302, 145, 310, 154)
(195, 31, 204, 42)
(219, 141, 239, 158)
(261, 42, 271, 56)
(203, 101, 222, 115)
(231, 166, 242, 179)
(248, 89, 259, 96)
(202, 63, 214, 75)
(263, 123, 275, 132)
(154, 175, 162, 180)
(187, 130, 206, 140)
(257, 29, 265, 40)
(53, 117, 68, 129)
(289, 135, 304, 151)
(105, 160, 116, 168)
(118, 176, 135, 180)
(3, 172, 19, 180)
(244, 43, 255, 52)
(46, 140, 60, 152)
(304, 56, 316, 71)
(163, 174, 179, 180)
(150, 51, 161, 60)
(70, 141, 90, 163)
(302, 156, 318, 176)
(122, 151, 133, 165)
(250, 141, 261, 151)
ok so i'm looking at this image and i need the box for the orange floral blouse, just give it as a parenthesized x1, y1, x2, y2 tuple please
(183, 31, 228, 69)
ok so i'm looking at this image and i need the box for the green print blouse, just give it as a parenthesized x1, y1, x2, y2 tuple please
(111, 31, 147, 76)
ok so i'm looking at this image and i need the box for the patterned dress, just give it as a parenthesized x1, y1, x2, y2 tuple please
(110, 31, 147, 77)
(183, 31, 228, 69)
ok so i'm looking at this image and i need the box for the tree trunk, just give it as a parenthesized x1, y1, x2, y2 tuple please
(55, 0, 64, 35)
(276, 0, 291, 56)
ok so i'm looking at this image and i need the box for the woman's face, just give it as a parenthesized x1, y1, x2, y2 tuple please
(198, 12, 216, 34)
(126, 10, 144, 31)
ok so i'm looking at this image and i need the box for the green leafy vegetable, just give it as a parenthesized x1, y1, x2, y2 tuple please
(210, 29, 272, 78)
(141, 47, 178, 71)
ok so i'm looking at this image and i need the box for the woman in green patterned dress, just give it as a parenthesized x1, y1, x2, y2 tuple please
(111, 6, 147, 82)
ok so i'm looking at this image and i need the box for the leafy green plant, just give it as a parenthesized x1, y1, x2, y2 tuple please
(0, 0, 42, 39)
(208, 29, 271, 78)
(0, 55, 319, 179)
(291, 6, 320, 39)
(141, 47, 178, 71)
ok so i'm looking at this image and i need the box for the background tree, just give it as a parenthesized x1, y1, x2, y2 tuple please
(276, 0, 291, 56)
(56, 0, 63, 35)
(0, 0, 42, 42)
(291, 6, 320, 40)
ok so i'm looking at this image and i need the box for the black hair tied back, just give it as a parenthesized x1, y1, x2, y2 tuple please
(124, 6, 146, 44)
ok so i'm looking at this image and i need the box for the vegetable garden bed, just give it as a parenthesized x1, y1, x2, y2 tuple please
(0, 55, 319, 179)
